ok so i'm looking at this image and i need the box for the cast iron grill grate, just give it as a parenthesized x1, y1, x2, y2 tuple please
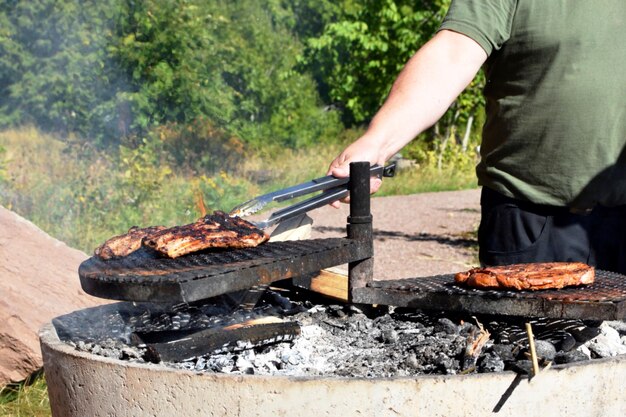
(79, 238, 371, 303)
(354, 270, 626, 321)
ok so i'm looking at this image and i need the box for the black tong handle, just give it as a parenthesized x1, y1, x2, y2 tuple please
(269, 163, 395, 203)
(262, 162, 396, 228)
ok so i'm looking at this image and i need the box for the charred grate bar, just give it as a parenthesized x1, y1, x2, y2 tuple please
(79, 238, 371, 303)
(353, 270, 626, 321)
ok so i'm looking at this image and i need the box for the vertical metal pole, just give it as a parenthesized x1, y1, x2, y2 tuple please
(348, 162, 374, 302)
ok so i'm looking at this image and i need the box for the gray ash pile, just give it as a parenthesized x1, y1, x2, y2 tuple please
(53, 288, 626, 378)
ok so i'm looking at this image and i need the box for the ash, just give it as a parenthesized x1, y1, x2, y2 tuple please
(181, 305, 471, 377)
(54, 288, 626, 378)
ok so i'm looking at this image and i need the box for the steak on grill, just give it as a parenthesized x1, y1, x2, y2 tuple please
(144, 211, 269, 258)
(454, 262, 595, 291)
(94, 226, 166, 260)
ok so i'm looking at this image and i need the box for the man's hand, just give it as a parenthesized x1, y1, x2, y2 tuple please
(326, 138, 385, 208)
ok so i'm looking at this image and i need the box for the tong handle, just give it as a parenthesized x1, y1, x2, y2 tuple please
(272, 162, 394, 203)
(230, 163, 395, 218)
(259, 162, 396, 228)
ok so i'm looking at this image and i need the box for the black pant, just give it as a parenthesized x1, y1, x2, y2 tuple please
(478, 187, 626, 274)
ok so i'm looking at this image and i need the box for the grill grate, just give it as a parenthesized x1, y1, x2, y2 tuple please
(79, 238, 371, 303)
(353, 270, 626, 321)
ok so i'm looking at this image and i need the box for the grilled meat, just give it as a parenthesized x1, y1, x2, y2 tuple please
(454, 262, 595, 291)
(144, 211, 269, 258)
(94, 225, 166, 260)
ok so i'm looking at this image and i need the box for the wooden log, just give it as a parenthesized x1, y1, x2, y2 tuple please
(462, 318, 491, 372)
(132, 316, 300, 363)
(293, 267, 348, 302)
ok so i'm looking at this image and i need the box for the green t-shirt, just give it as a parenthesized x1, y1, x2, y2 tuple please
(439, 0, 626, 207)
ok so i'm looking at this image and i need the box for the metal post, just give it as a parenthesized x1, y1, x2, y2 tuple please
(347, 161, 374, 302)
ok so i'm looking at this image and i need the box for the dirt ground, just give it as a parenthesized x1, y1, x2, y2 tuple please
(307, 188, 482, 280)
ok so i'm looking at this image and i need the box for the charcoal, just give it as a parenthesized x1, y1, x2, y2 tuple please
(120, 347, 142, 360)
(434, 353, 458, 374)
(435, 318, 459, 335)
(490, 344, 515, 362)
(327, 304, 347, 318)
(459, 321, 477, 337)
(555, 333, 577, 352)
(582, 320, 604, 328)
(586, 327, 626, 358)
(263, 290, 295, 312)
(605, 320, 626, 334)
(404, 353, 420, 370)
(478, 351, 505, 373)
(509, 360, 533, 375)
(57, 287, 625, 378)
(555, 350, 590, 364)
(570, 326, 602, 342)
(534, 340, 557, 361)
(235, 355, 254, 372)
(381, 329, 399, 344)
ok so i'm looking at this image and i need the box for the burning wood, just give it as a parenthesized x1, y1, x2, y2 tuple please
(131, 316, 300, 363)
(461, 318, 491, 372)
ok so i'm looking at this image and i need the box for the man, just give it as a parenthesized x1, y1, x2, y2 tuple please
(328, 0, 626, 273)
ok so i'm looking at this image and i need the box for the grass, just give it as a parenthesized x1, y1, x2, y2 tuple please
(0, 373, 50, 417)
(0, 127, 478, 254)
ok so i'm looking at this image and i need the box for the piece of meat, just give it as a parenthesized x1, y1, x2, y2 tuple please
(144, 211, 269, 258)
(94, 225, 166, 260)
(454, 262, 595, 291)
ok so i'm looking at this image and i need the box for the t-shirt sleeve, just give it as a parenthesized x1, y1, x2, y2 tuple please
(438, 0, 518, 55)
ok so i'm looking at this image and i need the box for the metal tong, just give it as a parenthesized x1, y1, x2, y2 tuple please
(229, 163, 396, 229)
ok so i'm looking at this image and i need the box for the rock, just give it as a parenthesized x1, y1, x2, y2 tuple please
(585, 324, 626, 358)
(0, 206, 106, 386)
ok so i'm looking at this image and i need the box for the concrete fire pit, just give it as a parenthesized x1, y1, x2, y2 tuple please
(41, 321, 626, 417)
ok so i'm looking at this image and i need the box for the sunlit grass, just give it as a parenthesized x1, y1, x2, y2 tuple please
(0, 373, 51, 417)
(379, 164, 477, 197)
(0, 127, 478, 254)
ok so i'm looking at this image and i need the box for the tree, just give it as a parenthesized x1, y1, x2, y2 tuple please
(301, 0, 484, 165)
(0, 0, 123, 141)
(302, 0, 483, 127)
(0, 0, 342, 150)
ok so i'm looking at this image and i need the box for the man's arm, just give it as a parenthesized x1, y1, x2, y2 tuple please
(327, 29, 488, 204)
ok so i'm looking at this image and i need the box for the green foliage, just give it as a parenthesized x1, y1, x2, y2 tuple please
(118, 137, 172, 210)
(302, 0, 448, 124)
(0, 127, 253, 252)
(195, 0, 342, 149)
(0, 0, 343, 149)
(0, 0, 123, 141)
(151, 118, 246, 175)
(1, 126, 476, 254)
(302, 0, 484, 135)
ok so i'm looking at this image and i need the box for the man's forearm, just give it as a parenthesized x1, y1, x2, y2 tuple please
(341, 30, 487, 166)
